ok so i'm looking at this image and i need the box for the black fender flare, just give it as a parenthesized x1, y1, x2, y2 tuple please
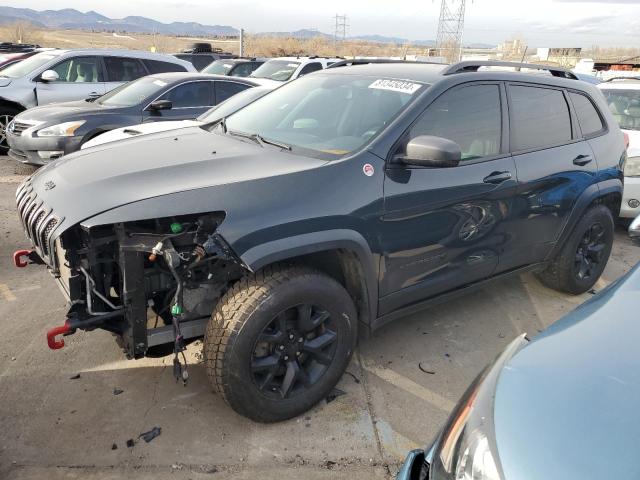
(238, 229, 379, 324)
(547, 178, 622, 260)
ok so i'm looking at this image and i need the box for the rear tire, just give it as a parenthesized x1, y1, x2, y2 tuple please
(0, 106, 19, 155)
(536, 205, 614, 294)
(204, 265, 357, 422)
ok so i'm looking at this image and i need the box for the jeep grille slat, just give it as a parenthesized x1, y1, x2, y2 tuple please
(15, 179, 61, 266)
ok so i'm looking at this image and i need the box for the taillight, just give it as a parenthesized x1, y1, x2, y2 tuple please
(624, 132, 630, 150)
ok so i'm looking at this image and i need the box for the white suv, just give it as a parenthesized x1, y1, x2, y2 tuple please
(599, 78, 640, 218)
(248, 56, 341, 86)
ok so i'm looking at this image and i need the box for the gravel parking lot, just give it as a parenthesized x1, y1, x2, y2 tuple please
(1, 156, 639, 480)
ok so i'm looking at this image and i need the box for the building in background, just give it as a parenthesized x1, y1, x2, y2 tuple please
(536, 47, 582, 67)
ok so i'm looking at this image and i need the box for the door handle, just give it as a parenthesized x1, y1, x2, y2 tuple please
(483, 171, 512, 184)
(573, 154, 593, 166)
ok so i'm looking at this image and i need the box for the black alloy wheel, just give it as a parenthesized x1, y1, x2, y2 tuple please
(574, 222, 606, 281)
(251, 304, 337, 399)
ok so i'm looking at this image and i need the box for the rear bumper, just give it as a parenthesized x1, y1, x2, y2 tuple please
(621, 176, 640, 218)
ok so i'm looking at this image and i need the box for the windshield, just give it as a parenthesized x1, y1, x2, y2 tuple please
(0, 52, 58, 78)
(202, 60, 234, 75)
(601, 87, 640, 131)
(198, 87, 271, 122)
(250, 60, 300, 81)
(98, 77, 169, 107)
(223, 74, 424, 157)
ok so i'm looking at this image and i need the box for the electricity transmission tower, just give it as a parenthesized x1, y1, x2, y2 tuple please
(333, 14, 348, 44)
(435, 0, 467, 62)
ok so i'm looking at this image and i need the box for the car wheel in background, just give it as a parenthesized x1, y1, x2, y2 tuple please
(536, 205, 614, 294)
(204, 264, 357, 422)
(0, 107, 18, 155)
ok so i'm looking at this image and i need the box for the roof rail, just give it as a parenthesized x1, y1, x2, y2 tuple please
(442, 61, 578, 80)
(603, 76, 640, 83)
(327, 59, 445, 69)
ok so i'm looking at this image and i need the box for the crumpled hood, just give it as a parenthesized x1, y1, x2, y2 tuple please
(494, 263, 640, 480)
(26, 127, 324, 235)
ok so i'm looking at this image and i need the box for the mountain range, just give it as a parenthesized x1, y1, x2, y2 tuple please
(0, 6, 495, 48)
(0, 7, 238, 37)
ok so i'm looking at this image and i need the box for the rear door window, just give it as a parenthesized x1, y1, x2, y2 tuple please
(569, 92, 604, 136)
(215, 81, 251, 104)
(50, 56, 103, 83)
(298, 62, 323, 77)
(509, 85, 572, 151)
(409, 83, 502, 161)
(143, 59, 188, 73)
(104, 56, 147, 82)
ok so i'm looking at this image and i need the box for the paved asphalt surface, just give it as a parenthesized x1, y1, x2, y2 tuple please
(1, 156, 639, 479)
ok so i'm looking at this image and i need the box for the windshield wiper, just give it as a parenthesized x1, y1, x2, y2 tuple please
(228, 129, 262, 146)
(227, 129, 292, 151)
(256, 135, 291, 150)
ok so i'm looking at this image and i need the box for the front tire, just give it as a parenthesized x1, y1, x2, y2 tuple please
(204, 265, 357, 422)
(536, 205, 614, 294)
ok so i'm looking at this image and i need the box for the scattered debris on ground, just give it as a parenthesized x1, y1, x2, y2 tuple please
(113, 388, 124, 395)
(111, 443, 118, 450)
(325, 388, 346, 404)
(345, 371, 361, 383)
(139, 426, 162, 443)
(126, 439, 135, 448)
(418, 363, 435, 375)
(69, 373, 81, 380)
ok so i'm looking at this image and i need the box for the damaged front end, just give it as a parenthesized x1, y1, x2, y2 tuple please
(15, 178, 246, 369)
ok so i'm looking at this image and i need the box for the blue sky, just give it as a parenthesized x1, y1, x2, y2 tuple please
(5, 0, 640, 47)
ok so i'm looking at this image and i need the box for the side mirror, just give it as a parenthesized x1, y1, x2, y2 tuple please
(40, 70, 59, 82)
(147, 100, 173, 111)
(629, 215, 640, 246)
(400, 135, 461, 168)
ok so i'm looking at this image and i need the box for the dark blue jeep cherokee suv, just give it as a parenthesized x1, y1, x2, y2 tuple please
(15, 61, 624, 421)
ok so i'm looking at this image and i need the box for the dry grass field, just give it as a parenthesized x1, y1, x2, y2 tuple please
(0, 23, 431, 58)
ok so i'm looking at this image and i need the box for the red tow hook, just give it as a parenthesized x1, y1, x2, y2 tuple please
(47, 322, 71, 350)
(13, 249, 32, 268)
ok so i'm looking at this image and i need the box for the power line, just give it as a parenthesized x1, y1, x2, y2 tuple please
(333, 14, 348, 44)
(435, 0, 467, 62)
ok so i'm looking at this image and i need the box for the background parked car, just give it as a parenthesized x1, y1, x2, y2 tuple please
(573, 72, 601, 85)
(173, 43, 236, 70)
(248, 56, 341, 85)
(397, 259, 640, 480)
(599, 77, 640, 219)
(0, 49, 195, 153)
(630, 214, 640, 244)
(7, 72, 259, 165)
(81, 84, 274, 149)
(201, 58, 266, 77)
(0, 50, 46, 71)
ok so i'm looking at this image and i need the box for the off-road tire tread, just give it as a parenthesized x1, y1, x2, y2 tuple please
(536, 205, 613, 294)
(204, 264, 345, 417)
